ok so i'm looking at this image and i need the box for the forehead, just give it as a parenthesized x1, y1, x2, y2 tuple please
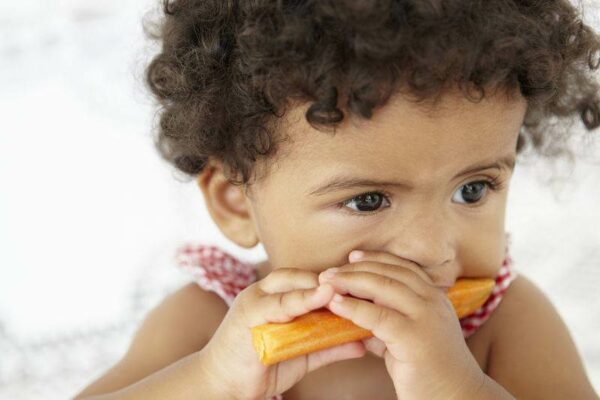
(258, 87, 527, 189)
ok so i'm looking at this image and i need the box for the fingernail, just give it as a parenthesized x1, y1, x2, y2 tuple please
(349, 250, 364, 262)
(321, 268, 339, 280)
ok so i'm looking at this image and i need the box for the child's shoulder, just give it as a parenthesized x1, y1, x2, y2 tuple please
(126, 282, 230, 369)
(484, 274, 597, 398)
(74, 283, 229, 397)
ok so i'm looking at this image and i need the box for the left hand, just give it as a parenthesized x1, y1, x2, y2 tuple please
(318, 250, 485, 400)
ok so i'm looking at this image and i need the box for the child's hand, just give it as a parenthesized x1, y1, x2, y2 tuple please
(200, 268, 366, 400)
(319, 250, 485, 400)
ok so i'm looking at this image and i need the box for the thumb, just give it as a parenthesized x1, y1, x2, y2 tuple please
(267, 341, 366, 397)
(305, 341, 367, 373)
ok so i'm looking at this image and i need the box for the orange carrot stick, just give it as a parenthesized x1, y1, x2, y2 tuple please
(251, 277, 495, 365)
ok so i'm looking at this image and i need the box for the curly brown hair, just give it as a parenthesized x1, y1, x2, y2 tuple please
(142, 0, 600, 188)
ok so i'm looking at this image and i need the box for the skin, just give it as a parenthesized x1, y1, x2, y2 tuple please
(195, 83, 598, 399)
(203, 84, 522, 396)
(206, 85, 524, 283)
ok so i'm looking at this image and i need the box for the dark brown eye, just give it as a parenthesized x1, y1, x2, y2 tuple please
(452, 181, 490, 204)
(341, 192, 390, 213)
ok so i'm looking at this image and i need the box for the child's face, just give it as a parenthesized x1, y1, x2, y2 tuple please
(245, 87, 527, 283)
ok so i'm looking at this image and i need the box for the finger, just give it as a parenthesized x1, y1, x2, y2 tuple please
(362, 336, 387, 358)
(323, 271, 425, 317)
(270, 340, 365, 395)
(259, 267, 320, 294)
(247, 283, 335, 327)
(349, 250, 434, 285)
(326, 294, 408, 345)
(303, 341, 366, 373)
(321, 261, 432, 298)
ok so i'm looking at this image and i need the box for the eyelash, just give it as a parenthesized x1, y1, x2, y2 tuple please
(335, 175, 506, 217)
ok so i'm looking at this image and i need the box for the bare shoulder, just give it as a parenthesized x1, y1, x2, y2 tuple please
(485, 274, 598, 399)
(74, 282, 229, 398)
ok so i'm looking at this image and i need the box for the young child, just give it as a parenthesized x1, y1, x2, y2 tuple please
(75, 0, 600, 399)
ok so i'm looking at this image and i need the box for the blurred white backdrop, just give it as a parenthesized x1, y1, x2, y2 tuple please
(0, 0, 599, 399)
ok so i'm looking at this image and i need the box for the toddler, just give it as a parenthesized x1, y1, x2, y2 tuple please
(75, 0, 600, 399)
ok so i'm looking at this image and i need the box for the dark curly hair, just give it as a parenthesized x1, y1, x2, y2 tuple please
(142, 0, 600, 189)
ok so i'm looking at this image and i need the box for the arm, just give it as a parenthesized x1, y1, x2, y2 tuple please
(78, 349, 234, 400)
(73, 283, 231, 399)
(483, 275, 599, 399)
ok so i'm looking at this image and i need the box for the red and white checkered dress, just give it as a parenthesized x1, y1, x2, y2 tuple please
(175, 234, 517, 400)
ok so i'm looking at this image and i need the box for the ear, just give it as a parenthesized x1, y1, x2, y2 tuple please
(196, 160, 259, 248)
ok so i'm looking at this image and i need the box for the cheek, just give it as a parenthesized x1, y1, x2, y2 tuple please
(259, 215, 377, 273)
(460, 231, 509, 277)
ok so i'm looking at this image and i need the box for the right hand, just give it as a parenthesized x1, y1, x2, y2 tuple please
(198, 267, 367, 399)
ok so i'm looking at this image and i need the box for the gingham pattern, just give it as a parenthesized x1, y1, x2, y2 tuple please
(175, 234, 516, 400)
(175, 244, 256, 307)
(460, 248, 516, 338)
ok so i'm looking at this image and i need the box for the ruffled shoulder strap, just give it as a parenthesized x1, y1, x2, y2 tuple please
(460, 232, 518, 338)
(174, 244, 257, 307)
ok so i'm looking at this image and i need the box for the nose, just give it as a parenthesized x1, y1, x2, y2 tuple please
(384, 209, 455, 270)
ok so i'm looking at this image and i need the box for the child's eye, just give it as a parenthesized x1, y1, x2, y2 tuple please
(337, 176, 505, 216)
(338, 192, 392, 215)
(452, 176, 505, 205)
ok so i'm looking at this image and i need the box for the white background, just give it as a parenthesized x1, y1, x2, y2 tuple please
(1, 0, 599, 398)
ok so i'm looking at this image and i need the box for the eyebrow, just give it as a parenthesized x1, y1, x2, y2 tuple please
(307, 154, 516, 197)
